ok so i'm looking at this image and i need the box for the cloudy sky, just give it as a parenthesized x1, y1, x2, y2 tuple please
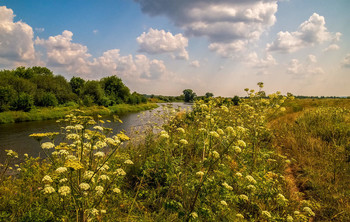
(0, 0, 349, 96)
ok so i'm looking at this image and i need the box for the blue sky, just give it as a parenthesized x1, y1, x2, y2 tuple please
(0, 0, 349, 96)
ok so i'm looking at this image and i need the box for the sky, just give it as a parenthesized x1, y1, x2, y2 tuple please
(0, 0, 349, 97)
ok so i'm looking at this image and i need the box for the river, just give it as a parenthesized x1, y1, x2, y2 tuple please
(0, 103, 192, 163)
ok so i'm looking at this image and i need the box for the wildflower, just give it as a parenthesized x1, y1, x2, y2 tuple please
(246, 175, 257, 184)
(294, 211, 300, 216)
(115, 168, 126, 176)
(277, 193, 288, 205)
(56, 167, 68, 174)
(94, 151, 105, 158)
(303, 207, 315, 217)
(196, 171, 204, 177)
(262, 210, 271, 218)
(24, 153, 28, 158)
(221, 106, 229, 112)
(287, 215, 294, 222)
(59, 150, 69, 155)
(236, 213, 244, 219)
(67, 133, 80, 140)
(160, 133, 169, 139)
(236, 172, 243, 177)
(234, 146, 242, 153)
(79, 183, 90, 191)
(101, 209, 106, 214)
(58, 186, 71, 196)
(190, 212, 198, 219)
(113, 187, 121, 193)
(59, 178, 68, 183)
(177, 128, 185, 133)
(210, 131, 220, 138)
(239, 194, 249, 201)
(100, 164, 109, 171)
(124, 159, 134, 165)
(220, 200, 228, 206)
(99, 175, 110, 181)
(93, 126, 104, 131)
(65, 159, 84, 170)
(217, 128, 224, 135)
(222, 182, 233, 191)
(211, 151, 220, 159)
(41, 142, 55, 149)
(117, 132, 130, 141)
(280, 107, 286, 112)
(179, 139, 188, 145)
(43, 185, 55, 194)
(200, 104, 208, 109)
(95, 186, 104, 195)
(247, 185, 256, 192)
(84, 171, 95, 180)
(226, 126, 235, 135)
(74, 124, 84, 130)
(95, 141, 107, 149)
(42, 175, 53, 183)
(237, 140, 246, 148)
(87, 208, 99, 216)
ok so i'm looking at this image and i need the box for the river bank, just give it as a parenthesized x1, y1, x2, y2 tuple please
(0, 103, 159, 124)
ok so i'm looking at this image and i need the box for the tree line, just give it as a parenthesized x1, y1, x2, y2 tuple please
(0, 66, 147, 112)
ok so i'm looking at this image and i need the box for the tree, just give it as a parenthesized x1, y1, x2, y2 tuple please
(82, 81, 104, 105)
(205, 92, 214, 98)
(70, 76, 85, 96)
(232, 96, 240, 106)
(183, 89, 197, 102)
(100, 76, 130, 103)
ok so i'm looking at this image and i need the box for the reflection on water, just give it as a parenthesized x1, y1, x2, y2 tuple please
(0, 103, 192, 162)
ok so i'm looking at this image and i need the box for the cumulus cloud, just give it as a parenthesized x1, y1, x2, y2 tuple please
(287, 54, 324, 76)
(268, 13, 339, 53)
(246, 52, 276, 69)
(135, 0, 278, 57)
(35, 27, 45, 33)
(137, 28, 189, 60)
(0, 6, 36, 63)
(323, 44, 339, 52)
(341, 54, 350, 68)
(36, 30, 168, 81)
(189, 60, 200, 68)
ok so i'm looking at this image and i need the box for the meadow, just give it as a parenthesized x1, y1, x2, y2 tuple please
(1, 83, 349, 221)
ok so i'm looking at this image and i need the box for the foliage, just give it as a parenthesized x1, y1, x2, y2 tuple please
(183, 89, 197, 102)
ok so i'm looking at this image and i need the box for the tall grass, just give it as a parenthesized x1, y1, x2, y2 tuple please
(271, 107, 350, 221)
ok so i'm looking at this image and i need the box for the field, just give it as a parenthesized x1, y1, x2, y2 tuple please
(1, 86, 349, 221)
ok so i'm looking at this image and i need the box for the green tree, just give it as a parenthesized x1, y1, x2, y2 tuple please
(82, 81, 104, 105)
(70, 76, 85, 96)
(11, 93, 34, 112)
(100, 76, 130, 103)
(205, 92, 214, 98)
(183, 89, 197, 102)
(232, 95, 240, 106)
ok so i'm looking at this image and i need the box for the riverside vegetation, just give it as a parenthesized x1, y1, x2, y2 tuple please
(0, 66, 155, 124)
(1, 83, 350, 221)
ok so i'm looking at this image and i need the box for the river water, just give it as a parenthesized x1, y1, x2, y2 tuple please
(0, 103, 192, 163)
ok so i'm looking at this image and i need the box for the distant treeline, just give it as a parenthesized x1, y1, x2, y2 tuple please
(0, 66, 147, 112)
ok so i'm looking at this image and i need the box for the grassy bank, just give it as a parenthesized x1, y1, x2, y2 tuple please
(270, 104, 350, 221)
(0, 103, 158, 124)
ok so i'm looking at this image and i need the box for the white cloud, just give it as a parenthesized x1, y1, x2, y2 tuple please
(268, 13, 339, 53)
(246, 52, 276, 69)
(93, 29, 98, 34)
(137, 28, 189, 60)
(323, 44, 340, 52)
(135, 0, 278, 57)
(341, 54, 350, 68)
(287, 54, 324, 76)
(0, 6, 36, 63)
(36, 30, 169, 82)
(189, 60, 200, 68)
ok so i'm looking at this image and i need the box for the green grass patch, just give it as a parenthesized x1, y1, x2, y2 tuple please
(0, 103, 158, 124)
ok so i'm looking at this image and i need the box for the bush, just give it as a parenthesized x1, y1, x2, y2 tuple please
(10, 93, 34, 112)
